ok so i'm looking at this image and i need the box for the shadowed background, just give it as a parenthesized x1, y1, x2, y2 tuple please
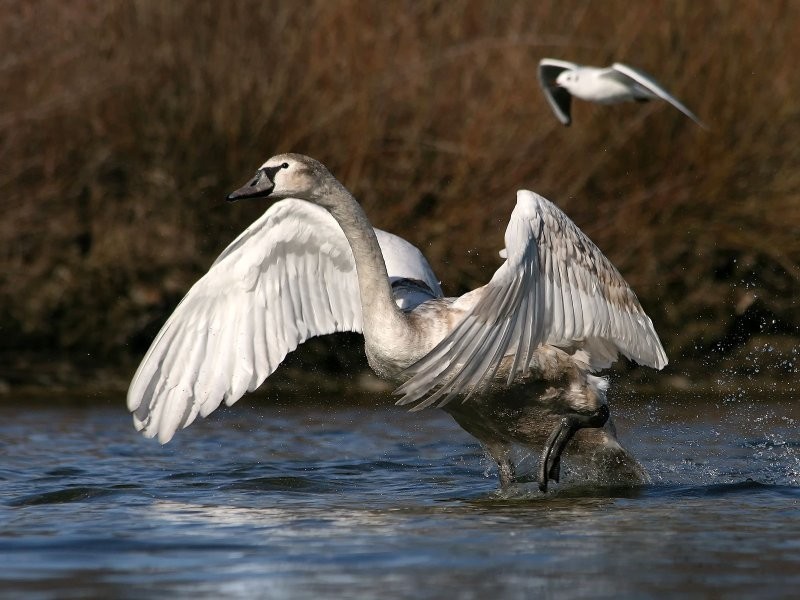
(2, 0, 798, 394)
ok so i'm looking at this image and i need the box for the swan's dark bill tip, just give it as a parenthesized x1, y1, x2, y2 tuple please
(226, 183, 275, 202)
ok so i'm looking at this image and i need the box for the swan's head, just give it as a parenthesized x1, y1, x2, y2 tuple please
(227, 153, 334, 203)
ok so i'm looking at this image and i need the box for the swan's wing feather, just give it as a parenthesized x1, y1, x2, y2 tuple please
(538, 58, 578, 125)
(396, 190, 667, 409)
(610, 63, 707, 128)
(127, 199, 361, 442)
(128, 198, 439, 442)
(377, 229, 443, 309)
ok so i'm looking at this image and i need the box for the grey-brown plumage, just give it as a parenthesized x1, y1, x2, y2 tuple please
(128, 154, 667, 491)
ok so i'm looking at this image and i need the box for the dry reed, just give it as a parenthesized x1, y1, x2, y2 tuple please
(1, 0, 798, 382)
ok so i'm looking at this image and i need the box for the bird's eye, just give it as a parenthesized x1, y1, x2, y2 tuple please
(281, 162, 289, 169)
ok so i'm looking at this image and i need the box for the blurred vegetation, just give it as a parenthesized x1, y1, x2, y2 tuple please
(1, 0, 799, 392)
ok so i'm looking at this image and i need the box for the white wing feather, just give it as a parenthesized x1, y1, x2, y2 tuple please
(395, 189, 668, 410)
(609, 63, 707, 128)
(128, 198, 439, 442)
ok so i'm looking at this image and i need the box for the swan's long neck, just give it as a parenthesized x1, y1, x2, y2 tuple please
(319, 181, 413, 365)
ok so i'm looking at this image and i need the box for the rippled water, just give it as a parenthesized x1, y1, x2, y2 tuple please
(2, 391, 799, 598)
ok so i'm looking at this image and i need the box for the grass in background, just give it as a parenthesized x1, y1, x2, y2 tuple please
(1, 0, 799, 385)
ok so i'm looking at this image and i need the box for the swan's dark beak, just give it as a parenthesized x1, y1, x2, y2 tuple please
(226, 170, 275, 202)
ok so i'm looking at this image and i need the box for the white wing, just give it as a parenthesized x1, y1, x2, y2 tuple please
(128, 198, 440, 442)
(395, 189, 668, 410)
(609, 63, 707, 128)
(538, 58, 580, 125)
(380, 228, 442, 309)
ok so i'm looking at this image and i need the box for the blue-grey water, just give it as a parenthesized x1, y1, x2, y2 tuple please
(2, 391, 799, 599)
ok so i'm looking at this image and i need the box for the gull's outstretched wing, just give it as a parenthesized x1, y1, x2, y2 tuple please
(128, 198, 439, 442)
(608, 63, 707, 128)
(538, 58, 579, 125)
(395, 190, 668, 410)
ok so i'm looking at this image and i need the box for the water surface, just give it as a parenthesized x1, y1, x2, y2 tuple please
(2, 392, 799, 598)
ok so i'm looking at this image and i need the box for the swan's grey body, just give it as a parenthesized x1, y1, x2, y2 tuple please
(538, 58, 706, 128)
(128, 154, 667, 491)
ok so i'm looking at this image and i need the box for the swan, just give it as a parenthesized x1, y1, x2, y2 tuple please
(538, 58, 706, 128)
(127, 153, 668, 491)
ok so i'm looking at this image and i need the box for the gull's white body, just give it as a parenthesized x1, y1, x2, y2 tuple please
(564, 68, 640, 104)
(538, 58, 706, 127)
(128, 154, 667, 488)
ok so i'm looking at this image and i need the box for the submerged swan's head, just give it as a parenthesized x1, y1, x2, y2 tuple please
(227, 153, 336, 203)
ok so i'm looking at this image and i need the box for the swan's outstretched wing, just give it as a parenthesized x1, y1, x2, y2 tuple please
(128, 198, 439, 442)
(538, 58, 579, 125)
(380, 228, 442, 309)
(395, 189, 668, 410)
(607, 63, 707, 128)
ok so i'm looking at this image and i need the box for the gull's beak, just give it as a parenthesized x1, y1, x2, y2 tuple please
(226, 170, 275, 202)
